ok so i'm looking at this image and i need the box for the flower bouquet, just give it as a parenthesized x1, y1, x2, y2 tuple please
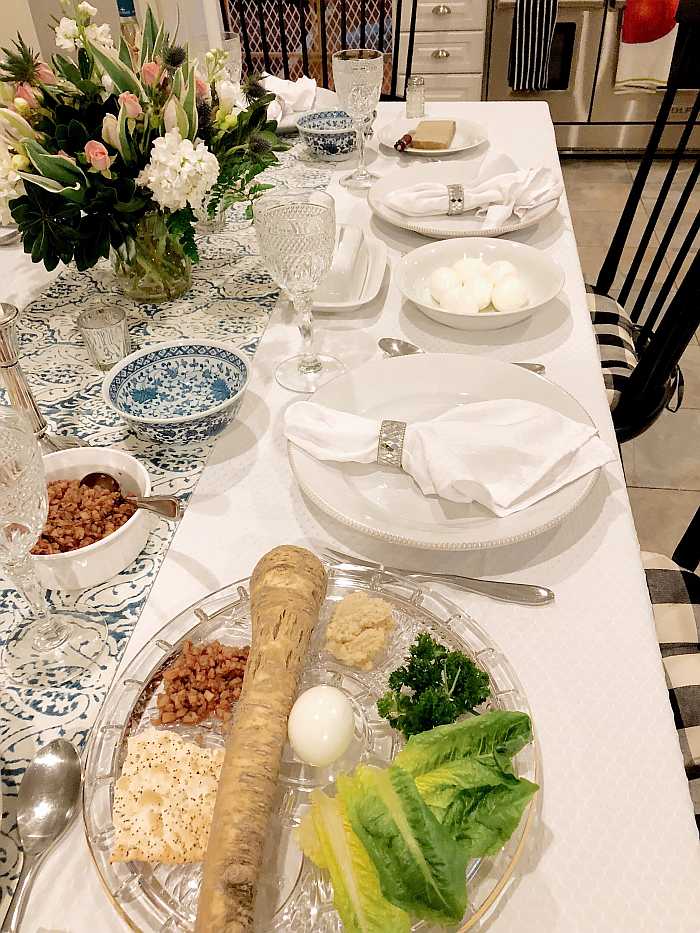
(0, 2, 287, 302)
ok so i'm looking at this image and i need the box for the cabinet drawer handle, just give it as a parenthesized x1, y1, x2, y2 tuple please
(432, 3, 452, 14)
(431, 48, 450, 59)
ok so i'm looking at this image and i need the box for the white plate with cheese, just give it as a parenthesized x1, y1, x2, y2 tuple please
(378, 117, 487, 156)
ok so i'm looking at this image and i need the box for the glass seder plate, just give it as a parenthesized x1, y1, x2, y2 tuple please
(83, 563, 542, 932)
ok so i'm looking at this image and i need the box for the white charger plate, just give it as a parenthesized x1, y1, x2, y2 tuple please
(379, 117, 487, 156)
(397, 237, 564, 331)
(313, 232, 388, 312)
(288, 354, 602, 550)
(368, 164, 560, 239)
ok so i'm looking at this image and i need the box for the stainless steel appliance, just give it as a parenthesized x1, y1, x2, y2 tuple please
(486, 0, 700, 153)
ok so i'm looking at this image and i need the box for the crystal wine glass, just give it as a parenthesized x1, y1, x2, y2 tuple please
(253, 189, 345, 393)
(332, 49, 384, 189)
(0, 407, 107, 688)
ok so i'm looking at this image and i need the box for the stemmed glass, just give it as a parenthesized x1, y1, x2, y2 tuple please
(332, 49, 384, 189)
(253, 189, 345, 393)
(0, 407, 107, 688)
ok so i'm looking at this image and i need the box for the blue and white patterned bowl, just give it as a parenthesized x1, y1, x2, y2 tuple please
(102, 340, 251, 445)
(297, 109, 357, 161)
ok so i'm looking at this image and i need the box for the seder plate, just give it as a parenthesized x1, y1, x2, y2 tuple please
(83, 562, 541, 932)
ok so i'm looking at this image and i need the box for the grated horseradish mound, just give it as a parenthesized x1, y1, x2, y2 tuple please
(325, 592, 396, 671)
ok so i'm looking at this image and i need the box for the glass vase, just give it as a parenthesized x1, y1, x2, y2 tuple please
(112, 211, 191, 303)
(196, 201, 228, 236)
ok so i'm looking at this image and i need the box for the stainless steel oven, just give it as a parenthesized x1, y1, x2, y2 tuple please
(485, 0, 700, 153)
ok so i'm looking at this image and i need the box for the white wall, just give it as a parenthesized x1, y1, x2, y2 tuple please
(1, 0, 41, 56)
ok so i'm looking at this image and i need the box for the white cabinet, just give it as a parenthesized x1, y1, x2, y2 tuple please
(396, 0, 486, 101)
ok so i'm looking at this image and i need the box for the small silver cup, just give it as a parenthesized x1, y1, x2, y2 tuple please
(77, 304, 131, 371)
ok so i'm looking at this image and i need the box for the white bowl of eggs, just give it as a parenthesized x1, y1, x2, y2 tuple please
(397, 236, 565, 331)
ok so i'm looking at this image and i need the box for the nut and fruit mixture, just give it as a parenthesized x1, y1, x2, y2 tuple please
(31, 479, 137, 555)
(153, 640, 249, 725)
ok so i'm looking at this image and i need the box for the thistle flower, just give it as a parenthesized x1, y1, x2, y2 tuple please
(163, 44, 187, 70)
(248, 133, 272, 156)
(242, 75, 267, 103)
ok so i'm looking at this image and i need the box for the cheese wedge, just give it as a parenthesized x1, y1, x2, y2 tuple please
(410, 120, 456, 150)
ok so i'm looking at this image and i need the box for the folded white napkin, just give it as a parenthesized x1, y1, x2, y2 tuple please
(382, 153, 563, 225)
(261, 74, 316, 121)
(285, 398, 614, 516)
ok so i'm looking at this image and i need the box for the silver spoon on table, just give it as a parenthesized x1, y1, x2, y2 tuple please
(80, 471, 183, 521)
(1, 740, 82, 933)
(378, 337, 546, 375)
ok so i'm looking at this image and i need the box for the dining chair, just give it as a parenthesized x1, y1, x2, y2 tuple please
(219, 0, 419, 99)
(587, 2, 700, 443)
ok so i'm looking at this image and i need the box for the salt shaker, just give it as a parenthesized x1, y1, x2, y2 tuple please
(405, 75, 425, 119)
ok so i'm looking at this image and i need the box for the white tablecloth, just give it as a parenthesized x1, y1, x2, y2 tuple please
(6, 101, 700, 932)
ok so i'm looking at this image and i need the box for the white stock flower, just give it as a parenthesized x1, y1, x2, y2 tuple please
(215, 80, 246, 116)
(137, 128, 219, 212)
(0, 143, 23, 225)
(101, 73, 114, 94)
(85, 22, 115, 50)
(55, 17, 79, 49)
(78, 1, 98, 15)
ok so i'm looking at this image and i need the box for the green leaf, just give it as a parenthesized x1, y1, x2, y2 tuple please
(78, 47, 92, 80)
(152, 21, 166, 61)
(141, 5, 158, 64)
(394, 711, 534, 778)
(51, 53, 82, 84)
(85, 40, 142, 96)
(24, 139, 88, 187)
(297, 790, 411, 933)
(117, 105, 133, 164)
(119, 38, 133, 69)
(172, 67, 183, 100)
(339, 765, 468, 925)
(166, 206, 199, 263)
(181, 65, 197, 140)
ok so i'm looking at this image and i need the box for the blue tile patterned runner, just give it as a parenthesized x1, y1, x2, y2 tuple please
(0, 147, 330, 907)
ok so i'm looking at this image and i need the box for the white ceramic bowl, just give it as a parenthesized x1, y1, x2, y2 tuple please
(396, 237, 565, 331)
(34, 447, 155, 591)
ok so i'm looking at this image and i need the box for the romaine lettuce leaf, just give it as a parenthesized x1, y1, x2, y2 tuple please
(394, 710, 533, 777)
(296, 789, 411, 933)
(339, 765, 469, 925)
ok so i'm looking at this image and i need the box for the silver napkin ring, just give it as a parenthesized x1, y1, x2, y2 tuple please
(447, 184, 464, 215)
(377, 420, 407, 468)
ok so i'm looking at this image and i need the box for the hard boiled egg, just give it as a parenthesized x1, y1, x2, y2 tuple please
(429, 266, 460, 306)
(453, 256, 488, 285)
(287, 685, 354, 768)
(440, 285, 479, 315)
(487, 260, 518, 285)
(492, 275, 529, 312)
(469, 274, 493, 310)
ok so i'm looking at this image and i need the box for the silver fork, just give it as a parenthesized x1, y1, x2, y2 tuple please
(322, 547, 554, 606)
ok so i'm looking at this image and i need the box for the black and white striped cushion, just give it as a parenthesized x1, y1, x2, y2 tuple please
(588, 291, 639, 411)
(508, 0, 558, 92)
(644, 551, 700, 836)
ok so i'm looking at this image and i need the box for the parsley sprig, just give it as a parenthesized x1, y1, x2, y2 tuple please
(377, 633, 491, 739)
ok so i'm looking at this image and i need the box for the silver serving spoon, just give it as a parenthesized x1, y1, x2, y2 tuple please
(378, 337, 546, 375)
(80, 471, 183, 521)
(1, 740, 82, 933)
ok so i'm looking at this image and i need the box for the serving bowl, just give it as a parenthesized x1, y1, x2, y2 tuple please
(35, 447, 154, 591)
(297, 109, 356, 161)
(397, 237, 565, 332)
(102, 340, 250, 445)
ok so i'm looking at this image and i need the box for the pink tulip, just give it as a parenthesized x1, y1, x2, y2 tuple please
(195, 76, 210, 100)
(35, 62, 56, 84)
(118, 91, 142, 118)
(15, 83, 39, 108)
(84, 139, 111, 171)
(141, 60, 161, 87)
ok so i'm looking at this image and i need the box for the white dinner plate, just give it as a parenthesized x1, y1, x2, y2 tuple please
(368, 164, 560, 239)
(313, 232, 388, 312)
(277, 87, 339, 133)
(378, 117, 487, 156)
(288, 354, 602, 550)
(397, 237, 564, 331)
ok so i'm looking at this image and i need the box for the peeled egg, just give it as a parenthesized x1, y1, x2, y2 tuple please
(469, 274, 493, 310)
(440, 285, 479, 315)
(492, 275, 529, 312)
(429, 266, 460, 305)
(453, 256, 488, 285)
(287, 685, 355, 768)
(487, 260, 518, 284)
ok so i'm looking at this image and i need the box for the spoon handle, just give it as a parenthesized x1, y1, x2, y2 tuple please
(1, 852, 41, 932)
(125, 494, 183, 521)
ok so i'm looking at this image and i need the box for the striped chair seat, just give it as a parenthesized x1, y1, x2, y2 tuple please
(587, 291, 638, 411)
(644, 551, 700, 835)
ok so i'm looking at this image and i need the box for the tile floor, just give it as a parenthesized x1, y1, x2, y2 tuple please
(561, 157, 700, 559)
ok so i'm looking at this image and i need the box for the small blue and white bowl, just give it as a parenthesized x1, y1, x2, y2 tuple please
(102, 340, 250, 445)
(297, 109, 357, 162)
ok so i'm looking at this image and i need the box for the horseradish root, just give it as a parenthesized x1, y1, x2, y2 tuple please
(195, 545, 327, 932)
